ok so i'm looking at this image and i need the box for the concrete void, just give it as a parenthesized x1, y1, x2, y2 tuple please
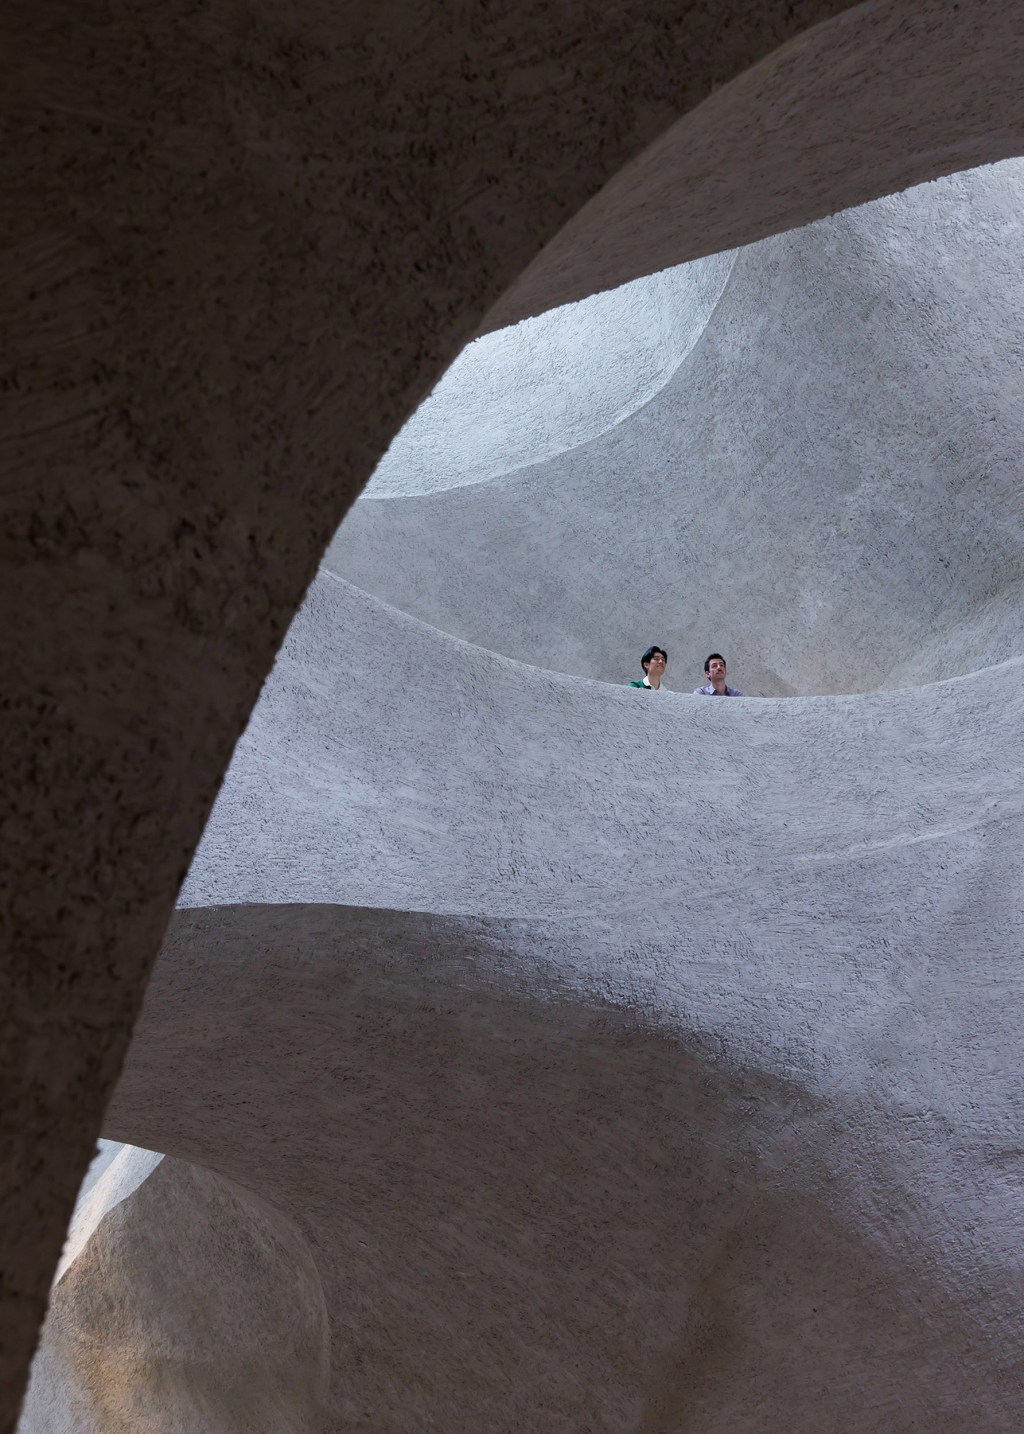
(9, 2, 1024, 1433)
(329, 158, 1024, 697)
(21, 560, 1024, 1430)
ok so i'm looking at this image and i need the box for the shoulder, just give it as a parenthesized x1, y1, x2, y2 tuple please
(728, 688, 745, 697)
(693, 686, 709, 695)
(628, 679, 647, 688)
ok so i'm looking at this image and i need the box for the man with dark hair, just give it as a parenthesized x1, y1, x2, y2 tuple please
(629, 645, 669, 691)
(694, 653, 744, 696)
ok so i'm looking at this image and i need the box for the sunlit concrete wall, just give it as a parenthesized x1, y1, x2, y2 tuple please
(330, 160, 1024, 696)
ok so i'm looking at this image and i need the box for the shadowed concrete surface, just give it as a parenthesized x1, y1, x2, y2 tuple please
(100, 891, 1024, 1430)
(329, 159, 1024, 696)
(20, 1146, 330, 1434)
(3, 1, 909, 1418)
(8, 0, 1024, 1428)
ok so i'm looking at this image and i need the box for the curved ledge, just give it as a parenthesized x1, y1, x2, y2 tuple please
(328, 160, 1024, 694)
(181, 571, 1024, 920)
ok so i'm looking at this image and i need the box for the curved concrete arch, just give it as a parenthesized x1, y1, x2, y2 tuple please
(483, 0, 1024, 330)
(328, 159, 1024, 695)
(90, 561, 1024, 1429)
(10, 0, 1024, 1425)
(364, 250, 736, 498)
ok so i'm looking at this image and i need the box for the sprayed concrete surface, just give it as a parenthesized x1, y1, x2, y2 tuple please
(107, 862, 1024, 1432)
(182, 571, 1024, 918)
(9, 1, 936, 1416)
(8, 0, 1024, 1429)
(363, 252, 735, 498)
(20, 1148, 330, 1434)
(330, 160, 1024, 696)
(22, 565, 1024, 1430)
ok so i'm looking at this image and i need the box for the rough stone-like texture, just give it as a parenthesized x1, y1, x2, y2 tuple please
(100, 888, 1024, 1431)
(329, 159, 1024, 695)
(98, 571, 1019, 1429)
(4, 1, 905, 1421)
(363, 251, 735, 497)
(482, 0, 1024, 330)
(53, 1143, 164, 1288)
(19, 1146, 330, 1434)
(8, 0, 1024, 1426)
(184, 570, 1024, 916)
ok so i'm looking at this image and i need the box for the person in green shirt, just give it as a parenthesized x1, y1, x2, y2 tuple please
(628, 645, 669, 691)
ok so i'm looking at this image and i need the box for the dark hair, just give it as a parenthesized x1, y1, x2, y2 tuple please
(641, 645, 668, 672)
(704, 652, 726, 673)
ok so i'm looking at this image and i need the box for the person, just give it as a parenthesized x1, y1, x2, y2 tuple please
(694, 653, 744, 696)
(629, 646, 669, 691)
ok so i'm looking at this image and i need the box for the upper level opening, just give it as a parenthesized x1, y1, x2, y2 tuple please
(328, 158, 1024, 698)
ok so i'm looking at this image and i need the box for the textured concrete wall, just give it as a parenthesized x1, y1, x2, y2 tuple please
(183, 571, 1024, 916)
(6, 3, 909, 1421)
(23, 199, 1024, 1434)
(98, 879, 1024, 1431)
(92, 570, 1021, 1430)
(364, 251, 735, 497)
(8, 0, 1024, 1427)
(329, 159, 1024, 696)
(483, 0, 1024, 330)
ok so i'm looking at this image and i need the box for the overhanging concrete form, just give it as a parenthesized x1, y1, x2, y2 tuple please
(6, 1, 1024, 1430)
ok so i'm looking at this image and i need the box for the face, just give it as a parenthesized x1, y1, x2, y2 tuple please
(706, 657, 726, 683)
(646, 651, 667, 677)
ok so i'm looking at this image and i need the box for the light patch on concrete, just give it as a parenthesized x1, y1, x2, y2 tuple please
(19, 1151, 330, 1434)
(55, 1143, 164, 1284)
(363, 250, 736, 497)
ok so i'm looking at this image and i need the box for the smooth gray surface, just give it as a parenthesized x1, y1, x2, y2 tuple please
(329, 159, 1024, 696)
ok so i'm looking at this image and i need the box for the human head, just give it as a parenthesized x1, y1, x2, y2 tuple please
(642, 646, 668, 674)
(704, 653, 727, 679)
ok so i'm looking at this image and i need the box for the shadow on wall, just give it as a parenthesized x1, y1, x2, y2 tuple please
(87, 900, 1024, 1433)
